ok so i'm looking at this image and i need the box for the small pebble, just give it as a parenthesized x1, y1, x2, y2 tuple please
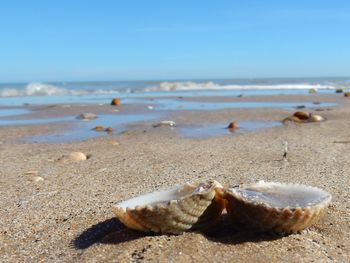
(335, 88, 344, 93)
(111, 98, 121, 106)
(93, 125, 105, 132)
(227, 121, 238, 130)
(105, 127, 113, 133)
(309, 88, 318, 94)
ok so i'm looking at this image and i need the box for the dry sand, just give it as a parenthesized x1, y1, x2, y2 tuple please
(0, 94, 349, 262)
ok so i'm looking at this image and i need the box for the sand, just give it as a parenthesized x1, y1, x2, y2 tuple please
(0, 94, 349, 262)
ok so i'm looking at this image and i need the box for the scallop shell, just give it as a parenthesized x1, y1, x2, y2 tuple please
(224, 181, 331, 234)
(309, 114, 326, 122)
(114, 180, 225, 234)
(283, 112, 326, 124)
(293, 111, 310, 120)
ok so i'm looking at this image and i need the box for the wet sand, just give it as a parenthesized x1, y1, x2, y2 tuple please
(0, 94, 349, 262)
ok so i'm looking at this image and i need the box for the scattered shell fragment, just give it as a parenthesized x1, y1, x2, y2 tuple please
(114, 180, 225, 234)
(308, 88, 318, 94)
(25, 170, 38, 176)
(58, 152, 88, 162)
(283, 111, 326, 124)
(111, 98, 121, 106)
(109, 140, 120, 146)
(335, 88, 344, 93)
(93, 125, 106, 131)
(69, 152, 87, 161)
(105, 127, 113, 133)
(76, 113, 98, 121)
(31, 176, 44, 182)
(309, 114, 325, 122)
(227, 122, 239, 130)
(153, 120, 176, 128)
(293, 111, 310, 120)
(224, 181, 332, 234)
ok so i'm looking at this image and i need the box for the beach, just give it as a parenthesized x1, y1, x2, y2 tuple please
(0, 92, 349, 262)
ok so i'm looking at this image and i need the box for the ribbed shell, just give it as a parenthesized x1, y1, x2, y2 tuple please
(114, 181, 225, 234)
(225, 182, 332, 234)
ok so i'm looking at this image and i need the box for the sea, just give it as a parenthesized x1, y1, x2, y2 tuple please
(0, 77, 348, 106)
(0, 77, 346, 142)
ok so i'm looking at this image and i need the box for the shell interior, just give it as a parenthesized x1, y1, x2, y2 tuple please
(230, 181, 331, 208)
(116, 182, 213, 209)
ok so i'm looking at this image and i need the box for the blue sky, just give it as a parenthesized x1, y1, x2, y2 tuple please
(0, 0, 349, 82)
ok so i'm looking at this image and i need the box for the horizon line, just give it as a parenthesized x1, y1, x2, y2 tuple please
(1, 76, 350, 85)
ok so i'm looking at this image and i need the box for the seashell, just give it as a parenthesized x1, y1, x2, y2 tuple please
(114, 180, 225, 234)
(93, 125, 105, 131)
(308, 114, 326, 122)
(309, 88, 318, 94)
(76, 113, 98, 120)
(153, 120, 176, 128)
(109, 140, 120, 146)
(224, 181, 331, 234)
(67, 152, 87, 162)
(227, 122, 239, 130)
(105, 127, 113, 133)
(111, 98, 121, 106)
(335, 88, 344, 93)
(31, 176, 44, 182)
(344, 92, 350, 97)
(293, 111, 310, 120)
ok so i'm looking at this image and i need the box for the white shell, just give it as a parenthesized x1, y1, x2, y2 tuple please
(153, 120, 176, 127)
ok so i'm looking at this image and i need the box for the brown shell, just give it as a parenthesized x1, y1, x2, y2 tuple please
(114, 181, 225, 234)
(293, 111, 310, 120)
(227, 122, 239, 130)
(111, 98, 121, 106)
(224, 181, 331, 234)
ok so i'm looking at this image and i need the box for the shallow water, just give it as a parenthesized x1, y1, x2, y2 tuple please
(145, 100, 336, 111)
(179, 121, 282, 138)
(29, 113, 161, 143)
(0, 87, 340, 106)
(0, 116, 73, 126)
(0, 108, 30, 117)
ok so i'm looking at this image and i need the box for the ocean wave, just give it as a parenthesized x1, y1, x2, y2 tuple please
(0, 83, 70, 97)
(0, 81, 339, 97)
(0, 82, 123, 97)
(144, 81, 336, 92)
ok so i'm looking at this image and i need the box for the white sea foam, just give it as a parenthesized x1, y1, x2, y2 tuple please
(0, 82, 122, 97)
(144, 81, 336, 92)
(0, 81, 339, 98)
(0, 83, 70, 97)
